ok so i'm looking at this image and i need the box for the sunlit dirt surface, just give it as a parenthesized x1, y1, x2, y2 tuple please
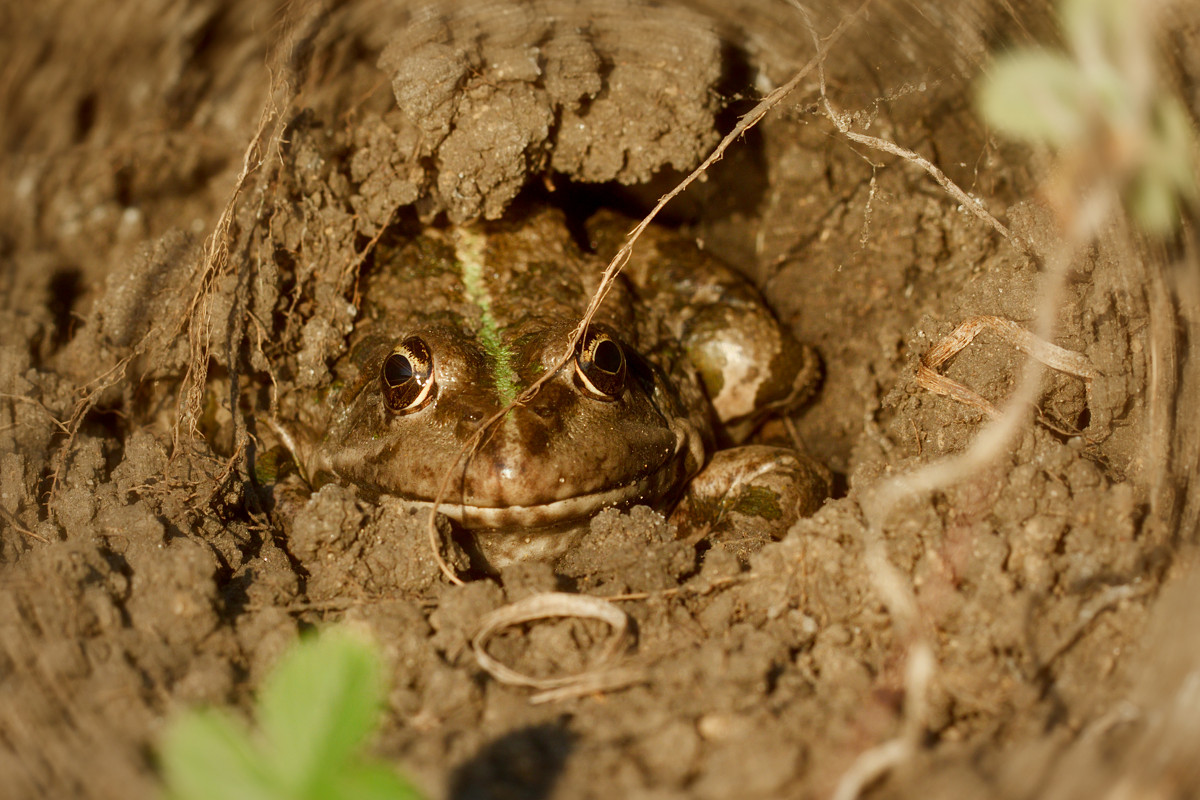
(3, 1, 1199, 798)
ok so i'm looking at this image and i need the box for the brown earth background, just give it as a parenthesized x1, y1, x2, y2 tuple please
(3, 0, 1200, 798)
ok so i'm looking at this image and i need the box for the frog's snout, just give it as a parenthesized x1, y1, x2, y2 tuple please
(442, 404, 687, 528)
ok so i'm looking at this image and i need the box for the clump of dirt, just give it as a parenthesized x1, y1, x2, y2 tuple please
(3, 1, 1200, 799)
(380, 0, 723, 221)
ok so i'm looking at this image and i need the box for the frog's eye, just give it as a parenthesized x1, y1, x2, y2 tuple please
(574, 328, 626, 401)
(380, 336, 436, 413)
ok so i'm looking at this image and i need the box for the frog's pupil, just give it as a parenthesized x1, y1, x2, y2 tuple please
(384, 353, 413, 387)
(593, 339, 623, 374)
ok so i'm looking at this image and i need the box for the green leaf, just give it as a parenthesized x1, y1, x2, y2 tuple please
(323, 763, 425, 800)
(257, 628, 385, 790)
(1061, 0, 1138, 71)
(1152, 97, 1199, 200)
(160, 709, 278, 800)
(1127, 98, 1198, 234)
(977, 49, 1091, 147)
(1129, 170, 1176, 234)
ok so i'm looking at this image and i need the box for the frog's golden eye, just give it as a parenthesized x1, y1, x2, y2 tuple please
(574, 328, 626, 401)
(381, 336, 436, 414)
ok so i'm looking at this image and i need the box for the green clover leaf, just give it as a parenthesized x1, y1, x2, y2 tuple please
(161, 628, 422, 800)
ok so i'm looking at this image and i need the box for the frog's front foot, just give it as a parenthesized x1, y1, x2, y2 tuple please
(670, 445, 830, 558)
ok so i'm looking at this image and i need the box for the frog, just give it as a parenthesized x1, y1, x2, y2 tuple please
(295, 205, 830, 570)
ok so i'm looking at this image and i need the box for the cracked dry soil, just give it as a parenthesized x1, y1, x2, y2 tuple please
(3, 1, 1200, 799)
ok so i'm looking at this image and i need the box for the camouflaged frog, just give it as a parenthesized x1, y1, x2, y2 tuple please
(298, 206, 829, 569)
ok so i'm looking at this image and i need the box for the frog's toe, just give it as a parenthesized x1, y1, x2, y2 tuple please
(670, 445, 830, 557)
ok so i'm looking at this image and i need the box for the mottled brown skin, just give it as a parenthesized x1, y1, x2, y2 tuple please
(307, 207, 827, 566)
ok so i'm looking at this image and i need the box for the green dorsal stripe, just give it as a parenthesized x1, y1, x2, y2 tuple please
(455, 229, 519, 405)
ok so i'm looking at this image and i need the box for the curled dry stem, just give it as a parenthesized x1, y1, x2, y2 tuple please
(915, 314, 1100, 423)
(471, 592, 642, 703)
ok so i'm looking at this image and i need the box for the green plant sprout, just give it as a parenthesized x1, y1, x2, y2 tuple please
(977, 0, 1197, 233)
(160, 628, 423, 800)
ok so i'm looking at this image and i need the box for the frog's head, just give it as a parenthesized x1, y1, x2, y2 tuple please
(312, 319, 707, 537)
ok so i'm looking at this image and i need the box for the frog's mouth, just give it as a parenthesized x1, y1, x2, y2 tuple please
(420, 471, 676, 531)
(407, 412, 707, 532)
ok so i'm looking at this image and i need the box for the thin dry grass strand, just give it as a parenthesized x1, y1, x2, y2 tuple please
(0, 393, 71, 435)
(344, 205, 398, 306)
(423, 0, 876, 582)
(472, 592, 641, 701)
(47, 353, 134, 509)
(0, 507, 49, 543)
(173, 79, 288, 452)
(793, 0, 1017, 249)
(572, 0, 875, 347)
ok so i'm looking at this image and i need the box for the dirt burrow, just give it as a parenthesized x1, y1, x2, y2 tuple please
(2, 1, 1199, 799)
